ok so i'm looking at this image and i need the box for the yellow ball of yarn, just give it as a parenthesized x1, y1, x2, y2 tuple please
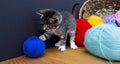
(87, 15, 104, 26)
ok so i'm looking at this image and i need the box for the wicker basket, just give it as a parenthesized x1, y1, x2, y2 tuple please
(79, 0, 120, 18)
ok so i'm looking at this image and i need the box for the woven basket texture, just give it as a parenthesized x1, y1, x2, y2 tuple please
(79, 0, 120, 18)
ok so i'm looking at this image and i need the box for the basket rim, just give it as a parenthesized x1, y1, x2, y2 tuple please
(79, 0, 90, 18)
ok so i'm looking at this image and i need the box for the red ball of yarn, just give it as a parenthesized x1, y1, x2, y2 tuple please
(75, 18, 92, 47)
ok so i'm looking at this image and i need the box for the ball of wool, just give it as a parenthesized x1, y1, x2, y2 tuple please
(102, 15, 118, 26)
(115, 10, 120, 26)
(84, 24, 120, 61)
(102, 15, 116, 23)
(87, 15, 104, 26)
(23, 36, 46, 58)
(105, 22, 118, 27)
(75, 18, 92, 47)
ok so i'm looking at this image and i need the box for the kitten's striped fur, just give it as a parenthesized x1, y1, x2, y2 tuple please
(37, 9, 77, 51)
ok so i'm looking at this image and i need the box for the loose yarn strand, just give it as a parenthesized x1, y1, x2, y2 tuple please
(109, 60, 112, 64)
(98, 26, 112, 64)
(99, 26, 108, 59)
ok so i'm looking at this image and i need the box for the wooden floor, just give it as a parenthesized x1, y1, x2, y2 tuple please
(0, 47, 120, 64)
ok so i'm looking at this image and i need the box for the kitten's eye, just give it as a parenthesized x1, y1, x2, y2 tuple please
(53, 19, 58, 23)
(49, 18, 57, 23)
(52, 18, 58, 23)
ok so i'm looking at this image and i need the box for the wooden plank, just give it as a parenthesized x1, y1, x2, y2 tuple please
(0, 47, 120, 64)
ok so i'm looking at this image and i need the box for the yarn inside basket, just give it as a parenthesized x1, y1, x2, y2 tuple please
(102, 15, 116, 23)
(102, 15, 118, 26)
(75, 18, 92, 47)
(84, 24, 120, 62)
(115, 10, 120, 27)
(87, 15, 104, 26)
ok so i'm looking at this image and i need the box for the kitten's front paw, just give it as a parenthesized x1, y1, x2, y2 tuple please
(70, 41, 78, 49)
(58, 45, 66, 51)
(55, 42, 61, 47)
(39, 35, 46, 41)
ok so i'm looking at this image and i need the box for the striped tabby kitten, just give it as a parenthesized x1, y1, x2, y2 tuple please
(36, 9, 77, 51)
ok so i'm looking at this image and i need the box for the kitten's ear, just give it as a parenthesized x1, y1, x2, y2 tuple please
(36, 10, 44, 18)
(36, 11, 43, 16)
(36, 9, 50, 18)
(37, 9, 50, 14)
(54, 15, 62, 24)
(36, 10, 45, 18)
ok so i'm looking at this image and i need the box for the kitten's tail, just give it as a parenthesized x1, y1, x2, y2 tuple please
(72, 3, 80, 18)
(72, 3, 80, 14)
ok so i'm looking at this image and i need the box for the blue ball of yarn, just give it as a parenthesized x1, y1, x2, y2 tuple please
(84, 24, 120, 61)
(23, 36, 46, 58)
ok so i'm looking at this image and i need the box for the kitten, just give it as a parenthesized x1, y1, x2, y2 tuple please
(36, 9, 78, 51)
